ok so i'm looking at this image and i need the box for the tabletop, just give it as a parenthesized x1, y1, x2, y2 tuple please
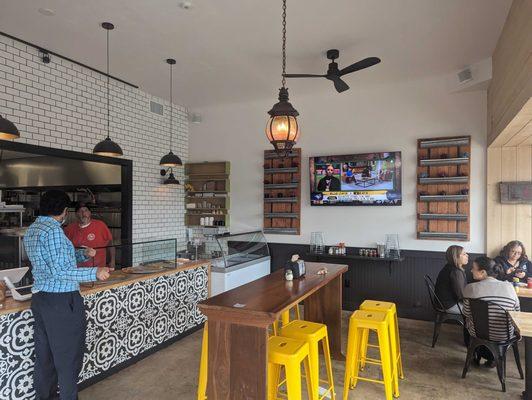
(199, 262, 347, 321)
(509, 311, 532, 337)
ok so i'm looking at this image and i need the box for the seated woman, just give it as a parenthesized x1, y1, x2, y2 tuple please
(435, 245, 469, 314)
(462, 256, 520, 367)
(495, 240, 531, 283)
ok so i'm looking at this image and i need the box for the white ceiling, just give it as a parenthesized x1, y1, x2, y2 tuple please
(0, 0, 511, 109)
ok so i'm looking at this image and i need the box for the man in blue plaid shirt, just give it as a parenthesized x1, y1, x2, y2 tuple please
(24, 190, 110, 400)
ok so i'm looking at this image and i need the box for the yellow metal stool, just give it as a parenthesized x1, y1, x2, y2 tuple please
(281, 320, 335, 400)
(273, 304, 301, 335)
(360, 300, 404, 390)
(268, 336, 316, 400)
(343, 310, 395, 400)
(197, 322, 208, 400)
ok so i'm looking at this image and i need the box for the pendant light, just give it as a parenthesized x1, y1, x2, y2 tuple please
(93, 22, 123, 157)
(265, 0, 300, 154)
(159, 59, 183, 167)
(0, 115, 20, 140)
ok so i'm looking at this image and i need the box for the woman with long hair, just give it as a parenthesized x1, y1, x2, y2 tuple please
(495, 240, 531, 283)
(435, 245, 469, 314)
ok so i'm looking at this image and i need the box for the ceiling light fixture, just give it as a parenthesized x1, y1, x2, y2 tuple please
(0, 114, 20, 140)
(159, 59, 183, 167)
(265, 0, 300, 155)
(38, 8, 55, 16)
(93, 22, 123, 157)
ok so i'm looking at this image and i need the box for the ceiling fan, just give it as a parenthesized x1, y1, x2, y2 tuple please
(283, 49, 381, 93)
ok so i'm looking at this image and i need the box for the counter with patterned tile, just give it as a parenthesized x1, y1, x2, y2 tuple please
(0, 260, 210, 400)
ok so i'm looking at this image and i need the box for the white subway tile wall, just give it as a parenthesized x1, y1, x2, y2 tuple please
(0, 36, 188, 246)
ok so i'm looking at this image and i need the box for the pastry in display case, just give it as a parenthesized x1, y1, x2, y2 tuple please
(210, 230, 271, 296)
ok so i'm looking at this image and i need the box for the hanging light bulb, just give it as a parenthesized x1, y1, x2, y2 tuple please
(93, 22, 123, 157)
(0, 114, 20, 140)
(159, 59, 183, 167)
(265, 0, 300, 154)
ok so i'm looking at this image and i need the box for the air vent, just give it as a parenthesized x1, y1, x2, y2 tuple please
(457, 67, 472, 84)
(150, 101, 164, 115)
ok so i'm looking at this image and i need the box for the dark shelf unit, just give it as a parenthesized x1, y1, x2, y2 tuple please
(263, 148, 301, 235)
(417, 136, 471, 241)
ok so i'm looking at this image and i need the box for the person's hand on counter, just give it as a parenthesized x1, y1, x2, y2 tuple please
(96, 267, 111, 281)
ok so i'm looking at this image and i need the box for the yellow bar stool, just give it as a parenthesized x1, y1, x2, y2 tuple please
(359, 300, 404, 386)
(343, 310, 395, 400)
(281, 320, 335, 400)
(197, 322, 208, 400)
(268, 336, 316, 400)
(273, 304, 301, 336)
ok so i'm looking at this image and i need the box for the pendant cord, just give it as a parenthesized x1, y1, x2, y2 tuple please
(169, 62, 173, 152)
(281, 0, 287, 88)
(106, 28, 110, 139)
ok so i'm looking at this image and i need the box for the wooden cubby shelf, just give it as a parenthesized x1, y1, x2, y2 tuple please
(417, 136, 471, 241)
(263, 148, 301, 235)
(185, 161, 230, 228)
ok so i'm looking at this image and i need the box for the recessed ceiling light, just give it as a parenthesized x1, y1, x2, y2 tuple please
(38, 8, 56, 16)
(179, 1, 193, 10)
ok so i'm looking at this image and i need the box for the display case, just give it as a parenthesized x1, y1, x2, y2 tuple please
(210, 230, 271, 296)
(77, 238, 180, 271)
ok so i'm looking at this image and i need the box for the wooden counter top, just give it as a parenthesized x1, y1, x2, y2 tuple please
(0, 259, 210, 316)
(519, 287, 532, 298)
(509, 311, 532, 337)
(199, 262, 347, 325)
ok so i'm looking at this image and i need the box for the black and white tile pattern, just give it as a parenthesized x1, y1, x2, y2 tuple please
(0, 266, 208, 400)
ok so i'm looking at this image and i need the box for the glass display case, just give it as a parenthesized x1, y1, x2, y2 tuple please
(77, 238, 179, 271)
(210, 230, 271, 296)
(211, 230, 270, 271)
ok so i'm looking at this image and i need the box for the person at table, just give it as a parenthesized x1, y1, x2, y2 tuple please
(495, 240, 531, 283)
(435, 245, 469, 314)
(462, 256, 519, 367)
(317, 164, 341, 191)
(24, 190, 110, 400)
(64, 202, 115, 269)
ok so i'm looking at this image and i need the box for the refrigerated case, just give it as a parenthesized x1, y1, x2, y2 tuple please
(210, 230, 271, 296)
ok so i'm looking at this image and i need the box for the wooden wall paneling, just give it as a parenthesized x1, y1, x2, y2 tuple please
(488, 0, 532, 145)
(516, 146, 532, 249)
(500, 147, 518, 246)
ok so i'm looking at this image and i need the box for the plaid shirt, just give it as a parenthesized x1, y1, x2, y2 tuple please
(24, 216, 97, 293)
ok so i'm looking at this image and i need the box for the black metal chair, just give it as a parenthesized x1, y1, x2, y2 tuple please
(461, 297, 524, 392)
(423, 274, 464, 347)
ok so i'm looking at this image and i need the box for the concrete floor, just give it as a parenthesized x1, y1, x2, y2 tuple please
(80, 312, 525, 399)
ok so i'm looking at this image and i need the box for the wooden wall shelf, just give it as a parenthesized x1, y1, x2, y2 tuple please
(263, 148, 301, 235)
(185, 161, 230, 228)
(417, 136, 471, 241)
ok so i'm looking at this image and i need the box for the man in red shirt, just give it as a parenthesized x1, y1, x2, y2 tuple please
(64, 203, 115, 269)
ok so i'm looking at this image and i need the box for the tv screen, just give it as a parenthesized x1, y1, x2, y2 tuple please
(310, 151, 402, 206)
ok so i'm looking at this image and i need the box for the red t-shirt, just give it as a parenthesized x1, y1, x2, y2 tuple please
(64, 220, 113, 268)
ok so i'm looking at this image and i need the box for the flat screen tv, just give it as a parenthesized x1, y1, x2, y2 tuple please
(310, 151, 402, 206)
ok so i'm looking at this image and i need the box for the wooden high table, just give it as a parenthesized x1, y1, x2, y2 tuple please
(198, 262, 348, 399)
(515, 288, 532, 400)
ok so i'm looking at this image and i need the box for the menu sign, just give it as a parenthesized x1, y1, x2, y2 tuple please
(500, 181, 532, 204)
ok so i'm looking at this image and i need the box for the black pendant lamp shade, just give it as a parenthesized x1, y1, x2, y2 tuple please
(266, 0, 300, 154)
(0, 114, 20, 140)
(93, 22, 123, 157)
(159, 59, 183, 167)
(160, 150, 182, 167)
(163, 170, 180, 185)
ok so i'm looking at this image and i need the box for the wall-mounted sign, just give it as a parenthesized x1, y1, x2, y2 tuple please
(500, 181, 532, 204)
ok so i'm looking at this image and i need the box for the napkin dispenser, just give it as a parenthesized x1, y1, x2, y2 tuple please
(285, 254, 306, 279)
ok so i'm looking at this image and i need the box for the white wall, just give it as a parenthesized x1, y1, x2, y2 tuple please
(0, 36, 188, 245)
(190, 74, 487, 253)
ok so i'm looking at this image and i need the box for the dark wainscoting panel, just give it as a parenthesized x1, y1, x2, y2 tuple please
(268, 242, 482, 321)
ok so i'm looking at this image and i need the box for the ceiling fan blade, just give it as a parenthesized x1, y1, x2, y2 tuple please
(329, 76, 350, 93)
(339, 57, 381, 76)
(283, 73, 326, 78)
